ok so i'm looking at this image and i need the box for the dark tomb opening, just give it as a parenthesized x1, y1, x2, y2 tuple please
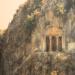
(58, 36, 62, 51)
(52, 36, 57, 51)
(46, 36, 50, 52)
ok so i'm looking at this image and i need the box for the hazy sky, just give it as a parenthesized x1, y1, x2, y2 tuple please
(0, 0, 27, 30)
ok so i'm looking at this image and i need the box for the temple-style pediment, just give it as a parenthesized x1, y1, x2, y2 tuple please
(47, 26, 63, 36)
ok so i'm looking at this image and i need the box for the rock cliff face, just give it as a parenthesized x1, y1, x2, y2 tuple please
(1, 0, 75, 75)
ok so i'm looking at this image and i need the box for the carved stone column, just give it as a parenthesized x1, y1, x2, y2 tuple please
(56, 36, 59, 51)
(49, 36, 52, 51)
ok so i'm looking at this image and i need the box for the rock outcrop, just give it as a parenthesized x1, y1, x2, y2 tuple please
(1, 0, 75, 75)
